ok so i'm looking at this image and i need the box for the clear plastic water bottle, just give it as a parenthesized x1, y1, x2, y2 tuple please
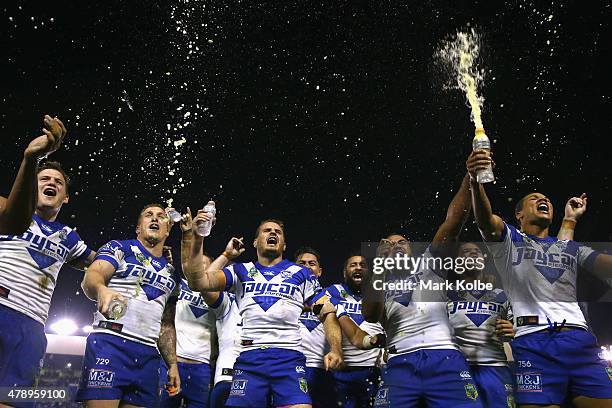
(166, 208, 182, 223)
(472, 128, 495, 183)
(196, 201, 216, 237)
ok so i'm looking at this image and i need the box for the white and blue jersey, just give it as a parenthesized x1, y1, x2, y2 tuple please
(175, 279, 214, 363)
(0, 214, 91, 324)
(383, 248, 458, 356)
(209, 291, 242, 385)
(91, 239, 181, 346)
(447, 287, 512, 366)
(298, 310, 328, 368)
(222, 259, 322, 351)
(486, 223, 598, 337)
(326, 283, 384, 367)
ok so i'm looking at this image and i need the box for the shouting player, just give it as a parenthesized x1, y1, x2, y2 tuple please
(1, 116, 95, 406)
(184, 219, 342, 408)
(326, 254, 385, 408)
(77, 204, 181, 408)
(466, 149, 612, 407)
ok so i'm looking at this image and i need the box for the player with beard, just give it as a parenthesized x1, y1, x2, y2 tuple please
(466, 149, 612, 408)
(77, 204, 181, 408)
(447, 242, 515, 407)
(295, 247, 344, 408)
(364, 174, 484, 407)
(184, 219, 342, 408)
(0, 116, 97, 406)
(325, 254, 386, 408)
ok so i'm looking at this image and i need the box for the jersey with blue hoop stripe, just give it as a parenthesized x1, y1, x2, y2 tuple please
(175, 278, 214, 363)
(0, 214, 91, 324)
(210, 291, 242, 385)
(299, 310, 328, 368)
(327, 283, 384, 366)
(447, 287, 512, 365)
(485, 223, 598, 337)
(222, 259, 322, 352)
(383, 247, 458, 357)
(91, 239, 181, 346)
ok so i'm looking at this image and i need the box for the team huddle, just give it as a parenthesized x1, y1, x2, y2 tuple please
(1, 116, 612, 408)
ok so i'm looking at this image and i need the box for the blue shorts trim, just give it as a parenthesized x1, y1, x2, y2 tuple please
(159, 361, 211, 408)
(75, 333, 161, 406)
(226, 348, 311, 407)
(374, 349, 483, 408)
(512, 330, 612, 404)
(0, 305, 47, 408)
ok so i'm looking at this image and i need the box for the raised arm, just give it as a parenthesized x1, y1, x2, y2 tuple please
(432, 173, 472, 248)
(466, 150, 505, 241)
(557, 193, 587, 241)
(185, 212, 244, 293)
(81, 259, 123, 317)
(0, 115, 66, 235)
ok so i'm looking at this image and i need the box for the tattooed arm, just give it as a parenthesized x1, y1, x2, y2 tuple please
(158, 299, 180, 396)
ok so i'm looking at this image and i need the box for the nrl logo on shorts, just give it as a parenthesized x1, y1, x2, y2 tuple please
(606, 367, 612, 381)
(248, 267, 259, 278)
(464, 383, 478, 400)
(299, 377, 308, 394)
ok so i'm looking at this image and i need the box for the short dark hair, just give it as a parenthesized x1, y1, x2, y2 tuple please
(254, 218, 285, 239)
(294, 246, 321, 264)
(138, 203, 166, 223)
(343, 252, 364, 270)
(514, 196, 527, 216)
(36, 161, 70, 192)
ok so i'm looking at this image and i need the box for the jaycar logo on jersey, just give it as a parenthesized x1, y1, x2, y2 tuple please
(516, 373, 543, 392)
(241, 281, 300, 299)
(449, 301, 505, 315)
(12, 230, 69, 261)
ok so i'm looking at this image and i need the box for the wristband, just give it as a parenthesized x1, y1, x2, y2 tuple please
(222, 251, 231, 259)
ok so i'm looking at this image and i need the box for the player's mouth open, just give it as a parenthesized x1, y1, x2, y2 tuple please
(537, 202, 549, 213)
(353, 272, 362, 282)
(149, 223, 160, 231)
(43, 187, 57, 197)
(266, 236, 278, 245)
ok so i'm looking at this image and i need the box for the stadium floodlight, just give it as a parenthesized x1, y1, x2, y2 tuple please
(602, 345, 612, 362)
(82, 325, 93, 334)
(49, 318, 78, 336)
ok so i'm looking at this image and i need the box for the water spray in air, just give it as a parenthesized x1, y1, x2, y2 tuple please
(438, 29, 494, 183)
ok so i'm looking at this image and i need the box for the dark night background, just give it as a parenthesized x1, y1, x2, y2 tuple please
(1, 1, 611, 342)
